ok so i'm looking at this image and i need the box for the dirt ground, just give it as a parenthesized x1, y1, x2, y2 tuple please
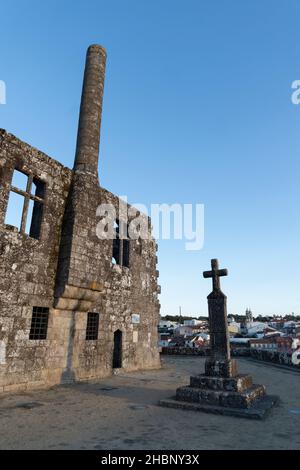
(0, 356, 299, 450)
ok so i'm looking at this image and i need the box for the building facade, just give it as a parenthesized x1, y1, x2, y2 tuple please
(0, 45, 161, 394)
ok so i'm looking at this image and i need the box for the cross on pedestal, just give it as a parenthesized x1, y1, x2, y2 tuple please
(203, 259, 228, 292)
(159, 257, 278, 418)
(203, 258, 237, 378)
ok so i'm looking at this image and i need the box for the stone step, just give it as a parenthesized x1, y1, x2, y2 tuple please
(159, 394, 279, 420)
(176, 384, 266, 409)
(190, 374, 253, 393)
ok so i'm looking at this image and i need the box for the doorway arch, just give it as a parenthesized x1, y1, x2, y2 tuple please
(113, 329, 122, 369)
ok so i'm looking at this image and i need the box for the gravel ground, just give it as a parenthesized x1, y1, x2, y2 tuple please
(0, 356, 299, 450)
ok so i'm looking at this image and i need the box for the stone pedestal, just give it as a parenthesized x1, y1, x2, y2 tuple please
(159, 259, 279, 419)
(159, 372, 278, 419)
(178, 373, 265, 408)
(205, 358, 238, 378)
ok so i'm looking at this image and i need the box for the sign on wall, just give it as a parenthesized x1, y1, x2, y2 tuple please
(131, 314, 140, 324)
(0, 341, 6, 365)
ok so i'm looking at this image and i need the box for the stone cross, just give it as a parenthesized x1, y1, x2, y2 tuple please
(203, 258, 228, 292)
(203, 258, 237, 378)
(159, 258, 277, 418)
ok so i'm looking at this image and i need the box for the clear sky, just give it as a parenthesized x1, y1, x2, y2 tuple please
(1, 0, 300, 317)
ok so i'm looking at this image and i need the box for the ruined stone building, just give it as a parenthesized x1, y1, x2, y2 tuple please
(0, 45, 161, 393)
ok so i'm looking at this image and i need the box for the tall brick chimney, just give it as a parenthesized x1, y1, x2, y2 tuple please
(73, 44, 106, 180)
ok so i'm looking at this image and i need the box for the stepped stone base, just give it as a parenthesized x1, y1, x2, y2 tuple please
(190, 373, 253, 392)
(176, 383, 266, 408)
(159, 395, 278, 420)
(159, 373, 278, 420)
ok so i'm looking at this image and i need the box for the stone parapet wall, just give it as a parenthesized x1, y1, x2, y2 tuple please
(161, 347, 209, 356)
(250, 349, 298, 367)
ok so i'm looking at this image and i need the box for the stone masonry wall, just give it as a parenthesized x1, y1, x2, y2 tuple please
(0, 130, 161, 393)
(0, 129, 72, 392)
(71, 188, 161, 381)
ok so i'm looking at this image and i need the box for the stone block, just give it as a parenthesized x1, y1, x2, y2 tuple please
(3, 383, 27, 393)
(176, 384, 266, 409)
(159, 394, 279, 420)
(205, 358, 238, 378)
(190, 374, 253, 392)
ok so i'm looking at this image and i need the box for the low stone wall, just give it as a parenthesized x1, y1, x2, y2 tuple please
(250, 349, 299, 367)
(161, 347, 209, 356)
(231, 347, 250, 357)
(161, 346, 299, 369)
(161, 346, 251, 357)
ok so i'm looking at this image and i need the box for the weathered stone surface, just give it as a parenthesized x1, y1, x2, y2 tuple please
(190, 373, 253, 392)
(203, 259, 237, 378)
(176, 384, 266, 409)
(74, 44, 106, 179)
(176, 385, 265, 408)
(205, 358, 238, 378)
(159, 394, 279, 420)
(0, 45, 161, 394)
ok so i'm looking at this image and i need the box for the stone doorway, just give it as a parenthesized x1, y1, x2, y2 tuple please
(113, 330, 122, 369)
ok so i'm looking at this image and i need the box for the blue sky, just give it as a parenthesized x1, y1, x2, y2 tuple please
(1, 0, 300, 317)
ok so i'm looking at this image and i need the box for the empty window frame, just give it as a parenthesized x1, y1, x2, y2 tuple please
(112, 220, 130, 268)
(29, 307, 49, 340)
(86, 312, 100, 340)
(5, 169, 45, 239)
(112, 221, 121, 265)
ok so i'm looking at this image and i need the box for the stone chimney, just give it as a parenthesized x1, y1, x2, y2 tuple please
(55, 45, 108, 299)
(73, 44, 106, 180)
